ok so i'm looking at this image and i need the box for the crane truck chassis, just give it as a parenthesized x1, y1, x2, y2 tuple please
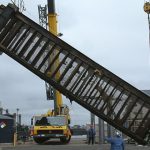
(31, 115, 71, 144)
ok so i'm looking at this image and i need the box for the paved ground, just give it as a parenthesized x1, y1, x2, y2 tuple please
(0, 137, 149, 150)
(0, 143, 149, 150)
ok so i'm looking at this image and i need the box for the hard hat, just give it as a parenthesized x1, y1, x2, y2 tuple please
(115, 131, 121, 137)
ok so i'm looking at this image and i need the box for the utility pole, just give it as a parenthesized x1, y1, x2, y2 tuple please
(0, 101, 2, 115)
(16, 108, 19, 134)
(90, 112, 95, 127)
(98, 118, 104, 144)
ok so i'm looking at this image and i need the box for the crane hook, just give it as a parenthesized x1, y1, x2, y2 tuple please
(144, 2, 150, 14)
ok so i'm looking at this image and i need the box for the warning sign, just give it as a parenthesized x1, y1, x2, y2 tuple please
(0, 122, 6, 128)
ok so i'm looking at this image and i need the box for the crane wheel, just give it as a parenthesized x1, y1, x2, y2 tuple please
(60, 135, 71, 144)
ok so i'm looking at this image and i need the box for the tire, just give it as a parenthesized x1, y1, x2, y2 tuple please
(33, 137, 49, 144)
(60, 135, 71, 144)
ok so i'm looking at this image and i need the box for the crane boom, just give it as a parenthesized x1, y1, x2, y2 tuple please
(47, 0, 63, 115)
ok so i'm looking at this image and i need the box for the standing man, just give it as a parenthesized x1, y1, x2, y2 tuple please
(87, 125, 96, 145)
(105, 131, 125, 150)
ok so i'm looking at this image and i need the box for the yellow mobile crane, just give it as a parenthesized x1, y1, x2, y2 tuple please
(31, 0, 71, 144)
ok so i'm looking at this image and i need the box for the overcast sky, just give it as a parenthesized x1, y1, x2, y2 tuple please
(0, 0, 150, 126)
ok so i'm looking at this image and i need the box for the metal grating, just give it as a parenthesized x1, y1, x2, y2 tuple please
(0, 4, 150, 145)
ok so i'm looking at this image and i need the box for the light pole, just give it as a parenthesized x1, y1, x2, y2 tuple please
(14, 108, 19, 146)
(16, 108, 19, 134)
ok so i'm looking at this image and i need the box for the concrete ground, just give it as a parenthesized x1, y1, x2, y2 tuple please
(0, 143, 149, 150)
(0, 137, 149, 150)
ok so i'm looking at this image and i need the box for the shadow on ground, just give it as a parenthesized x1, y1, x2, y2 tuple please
(40, 140, 66, 145)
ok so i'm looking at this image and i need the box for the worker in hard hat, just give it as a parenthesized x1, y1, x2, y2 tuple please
(105, 131, 125, 150)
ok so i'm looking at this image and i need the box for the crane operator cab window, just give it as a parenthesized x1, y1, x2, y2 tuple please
(32, 116, 66, 126)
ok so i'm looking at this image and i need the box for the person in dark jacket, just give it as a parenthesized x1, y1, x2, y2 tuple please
(87, 125, 96, 145)
(105, 132, 125, 150)
(21, 130, 27, 144)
